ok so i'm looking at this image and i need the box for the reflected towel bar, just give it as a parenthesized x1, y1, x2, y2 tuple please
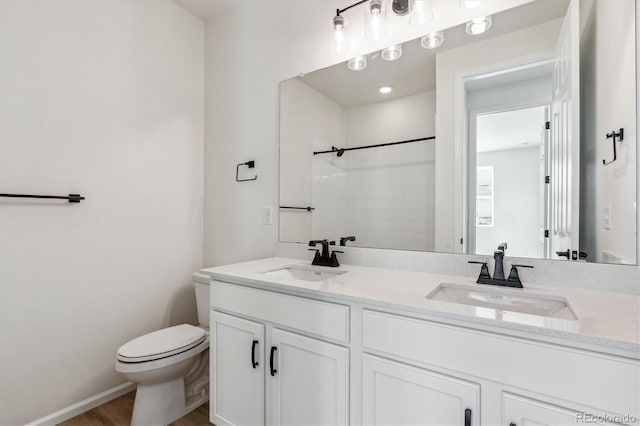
(0, 193, 85, 203)
(280, 206, 315, 212)
(313, 136, 435, 156)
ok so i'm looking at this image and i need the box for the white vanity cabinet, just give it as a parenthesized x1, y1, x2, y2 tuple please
(210, 280, 350, 426)
(362, 354, 480, 426)
(361, 309, 639, 426)
(211, 311, 265, 426)
(208, 277, 639, 426)
(270, 328, 349, 425)
(502, 394, 621, 426)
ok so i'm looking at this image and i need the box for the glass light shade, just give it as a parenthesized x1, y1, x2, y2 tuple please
(331, 15, 349, 54)
(381, 44, 402, 61)
(348, 55, 367, 71)
(365, 0, 388, 41)
(410, 0, 434, 26)
(466, 15, 492, 35)
(421, 31, 444, 49)
(459, 0, 480, 8)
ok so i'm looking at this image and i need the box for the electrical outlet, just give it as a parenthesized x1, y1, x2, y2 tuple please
(603, 204, 612, 230)
(263, 207, 273, 225)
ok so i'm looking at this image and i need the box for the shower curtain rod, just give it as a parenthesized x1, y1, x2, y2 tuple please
(312, 136, 435, 156)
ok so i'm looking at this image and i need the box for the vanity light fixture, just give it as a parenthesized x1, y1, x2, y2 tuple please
(466, 15, 492, 35)
(459, 0, 480, 8)
(365, 0, 388, 41)
(331, 0, 427, 53)
(379, 86, 393, 94)
(409, 0, 434, 26)
(348, 55, 368, 71)
(381, 44, 402, 61)
(331, 14, 349, 54)
(421, 31, 444, 49)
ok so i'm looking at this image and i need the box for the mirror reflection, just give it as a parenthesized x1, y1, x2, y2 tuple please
(279, 0, 637, 265)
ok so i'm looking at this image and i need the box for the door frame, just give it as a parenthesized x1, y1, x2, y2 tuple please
(467, 100, 551, 255)
(453, 51, 554, 254)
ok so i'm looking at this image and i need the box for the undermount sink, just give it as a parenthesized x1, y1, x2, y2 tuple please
(261, 265, 346, 282)
(426, 283, 577, 320)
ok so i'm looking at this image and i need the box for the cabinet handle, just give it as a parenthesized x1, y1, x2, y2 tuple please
(251, 340, 259, 368)
(464, 408, 471, 426)
(270, 346, 278, 376)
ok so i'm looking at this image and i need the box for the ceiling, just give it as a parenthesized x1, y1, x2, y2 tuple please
(298, 0, 569, 108)
(172, 0, 238, 20)
(476, 105, 547, 153)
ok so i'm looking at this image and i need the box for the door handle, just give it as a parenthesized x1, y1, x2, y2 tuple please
(465, 408, 471, 426)
(270, 346, 278, 376)
(251, 340, 259, 368)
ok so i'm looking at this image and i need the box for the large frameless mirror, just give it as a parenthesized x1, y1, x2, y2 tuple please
(279, 0, 637, 265)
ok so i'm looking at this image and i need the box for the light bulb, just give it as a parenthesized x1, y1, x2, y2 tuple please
(379, 86, 393, 94)
(410, 0, 434, 27)
(459, 0, 480, 8)
(381, 44, 402, 61)
(348, 56, 367, 71)
(421, 31, 444, 49)
(365, 0, 387, 41)
(466, 15, 492, 35)
(331, 14, 349, 54)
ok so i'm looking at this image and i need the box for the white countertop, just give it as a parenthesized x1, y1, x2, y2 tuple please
(200, 257, 640, 358)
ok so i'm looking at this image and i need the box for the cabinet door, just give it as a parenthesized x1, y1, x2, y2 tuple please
(269, 328, 349, 425)
(362, 354, 480, 426)
(503, 393, 622, 426)
(211, 311, 264, 426)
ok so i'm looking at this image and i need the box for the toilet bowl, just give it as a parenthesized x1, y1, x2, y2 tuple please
(115, 275, 211, 426)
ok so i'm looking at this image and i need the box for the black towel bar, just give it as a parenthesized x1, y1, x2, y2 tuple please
(0, 193, 85, 203)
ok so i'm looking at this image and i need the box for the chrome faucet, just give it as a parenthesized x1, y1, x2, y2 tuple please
(468, 243, 533, 288)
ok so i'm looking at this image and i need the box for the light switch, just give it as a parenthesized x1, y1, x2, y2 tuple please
(263, 207, 273, 225)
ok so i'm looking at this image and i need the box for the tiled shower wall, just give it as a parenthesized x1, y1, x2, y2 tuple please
(312, 140, 435, 251)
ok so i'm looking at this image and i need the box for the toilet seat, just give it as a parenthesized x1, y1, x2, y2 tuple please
(117, 324, 206, 363)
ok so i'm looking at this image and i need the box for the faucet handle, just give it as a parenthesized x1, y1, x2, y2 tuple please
(507, 264, 533, 287)
(468, 261, 491, 282)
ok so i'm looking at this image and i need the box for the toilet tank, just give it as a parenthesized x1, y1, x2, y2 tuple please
(192, 272, 211, 327)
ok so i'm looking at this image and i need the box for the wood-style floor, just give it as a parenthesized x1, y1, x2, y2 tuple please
(57, 391, 213, 426)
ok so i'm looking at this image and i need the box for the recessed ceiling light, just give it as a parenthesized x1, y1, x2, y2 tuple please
(466, 15, 492, 35)
(379, 86, 393, 94)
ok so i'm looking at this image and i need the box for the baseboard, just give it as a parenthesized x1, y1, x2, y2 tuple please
(26, 382, 136, 426)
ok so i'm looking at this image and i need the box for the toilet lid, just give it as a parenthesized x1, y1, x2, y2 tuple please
(117, 324, 205, 363)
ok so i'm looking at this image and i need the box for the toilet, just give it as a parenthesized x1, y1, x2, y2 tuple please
(115, 273, 211, 426)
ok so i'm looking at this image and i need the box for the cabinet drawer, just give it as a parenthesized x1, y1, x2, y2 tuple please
(211, 280, 349, 343)
(362, 309, 639, 418)
(503, 393, 626, 426)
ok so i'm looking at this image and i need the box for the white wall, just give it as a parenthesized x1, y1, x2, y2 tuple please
(203, 0, 533, 267)
(477, 147, 541, 257)
(580, 0, 637, 264)
(279, 79, 345, 243)
(0, 1, 204, 424)
(435, 19, 562, 253)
